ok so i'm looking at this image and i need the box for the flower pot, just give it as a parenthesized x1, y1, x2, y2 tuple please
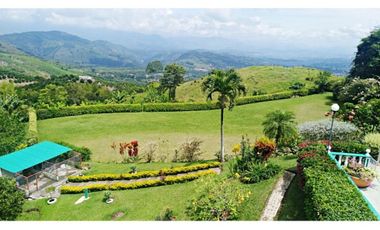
(350, 176, 373, 188)
(47, 198, 57, 205)
(106, 198, 114, 204)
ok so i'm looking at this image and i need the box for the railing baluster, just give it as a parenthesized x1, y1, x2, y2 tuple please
(338, 155, 342, 165)
(344, 157, 349, 166)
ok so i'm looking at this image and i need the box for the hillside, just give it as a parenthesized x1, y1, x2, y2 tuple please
(0, 41, 78, 80)
(0, 31, 143, 68)
(176, 66, 335, 102)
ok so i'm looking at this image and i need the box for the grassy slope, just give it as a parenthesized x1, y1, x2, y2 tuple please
(176, 66, 329, 102)
(18, 156, 297, 221)
(38, 93, 331, 162)
(0, 51, 79, 78)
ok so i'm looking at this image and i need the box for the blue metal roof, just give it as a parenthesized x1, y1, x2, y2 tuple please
(0, 141, 72, 173)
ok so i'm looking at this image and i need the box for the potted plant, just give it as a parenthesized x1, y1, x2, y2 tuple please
(345, 160, 377, 188)
(46, 186, 57, 205)
(103, 191, 114, 204)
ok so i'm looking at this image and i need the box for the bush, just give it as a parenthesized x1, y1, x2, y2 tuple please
(57, 141, 92, 161)
(297, 145, 378, 220)
(253, 137, 276, 162)
(68, 162, 221, 182)
(331, 141, 368, 154)
(61, 169, 216, 193)
(298, 119, 360, 142)
(185, 176, 251, 220)
(36, 90, 314, 119)
(179, 138, 203, 162)
(155, 208, 176, 221)
(0, 177, 25, 220)
(239, 163, 281, 184)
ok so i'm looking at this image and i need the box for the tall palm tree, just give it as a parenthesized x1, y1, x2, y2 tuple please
(262, 110, 298, 147)
(202, 69, 246, 162)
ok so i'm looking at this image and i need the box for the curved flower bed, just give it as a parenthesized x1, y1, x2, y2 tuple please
(61, 169, 216, 194)
(68, 162, 221, 182)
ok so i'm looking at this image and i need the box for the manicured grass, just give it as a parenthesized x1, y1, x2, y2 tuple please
(18, 156, 297, 221)
(276, 174, 306, 221)
(38, 93, 331, 162)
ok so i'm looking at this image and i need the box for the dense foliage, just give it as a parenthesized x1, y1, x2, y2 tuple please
(350, 28, 380, 80)
(0, 108, 27, 155)
(0, 177, 25, 220)
(57, 141, 92, 161)
(297, 143, 377, 220)
(159, 63, 186, 101)
(146, 60, 164, 74)
(186, 176, 251, 220)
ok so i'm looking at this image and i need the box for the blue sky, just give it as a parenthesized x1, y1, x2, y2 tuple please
(0, 9, 380, 58)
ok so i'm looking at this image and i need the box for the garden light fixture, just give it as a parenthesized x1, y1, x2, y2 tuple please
(328, 103, 340, 148)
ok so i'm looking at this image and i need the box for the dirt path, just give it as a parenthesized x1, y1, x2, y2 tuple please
(66, 167, 221, 187)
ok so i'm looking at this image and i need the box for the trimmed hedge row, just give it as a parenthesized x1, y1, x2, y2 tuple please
(68, 162, 221, 182)
(61, 169, 216, 194)
(36, 90, 313, 119)
(298, 146, 377, 220)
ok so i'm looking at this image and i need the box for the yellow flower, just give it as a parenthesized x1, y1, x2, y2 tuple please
(232, 144, 241, 154)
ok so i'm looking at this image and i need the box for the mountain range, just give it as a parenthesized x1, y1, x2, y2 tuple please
(0, 30, 352, 77)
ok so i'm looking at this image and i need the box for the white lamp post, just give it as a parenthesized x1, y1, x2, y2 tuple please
(328, 103, 340, 148)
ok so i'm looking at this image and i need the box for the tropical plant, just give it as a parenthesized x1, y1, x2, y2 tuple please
(253, 137, 276, 162)
(344, 160, 377, 181)
(0, 177, 25, 220)
(202, 69, 246, 162)
(103, 191, 113, 202)
(262, 110, 298, 148)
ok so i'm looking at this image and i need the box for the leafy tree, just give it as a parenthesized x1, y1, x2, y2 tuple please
(144, 83, 167, 103)
(262, 110, 298, 147)
(0, 108, 26, 155)
(202, 69, 246, 162)
(0, 177, 25, 220)
(159, 64, 186, 101)
(38, 84, 68, 108)
(314, 71, 332, 93)
(146, 60, 164, 74)
(336, 78, 380, 104)
(343, 99, 380, 133)
(350, 28, 380, 80)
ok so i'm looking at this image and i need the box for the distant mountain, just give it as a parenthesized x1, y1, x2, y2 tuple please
(0, 31, 143, 68)
(0, 40, 78, 80)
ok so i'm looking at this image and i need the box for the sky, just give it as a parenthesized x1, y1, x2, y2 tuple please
(0, 9, 380, 58)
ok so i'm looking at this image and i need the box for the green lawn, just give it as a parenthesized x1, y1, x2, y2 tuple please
(18, 156, 297, 221)
(38, 93, 331, 162)
(176, 66, 336, 102)
(276, 174, 306, 220)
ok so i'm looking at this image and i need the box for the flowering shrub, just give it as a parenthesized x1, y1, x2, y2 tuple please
(62, 170, 216, 194)
(111, 140, 139, 162)
(298, 119, 360, 141)
(186, 176, 251, 220)
(253, 137, 276, 162)
(68, 162, 221, 182)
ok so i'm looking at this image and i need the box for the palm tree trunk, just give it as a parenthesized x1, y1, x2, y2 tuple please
(220, 108, 225, 162)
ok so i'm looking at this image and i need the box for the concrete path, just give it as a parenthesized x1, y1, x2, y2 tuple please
(260, 171, 295, 221)
(360, 166, 380, 218)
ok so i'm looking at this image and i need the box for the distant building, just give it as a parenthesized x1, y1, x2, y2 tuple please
(78, 75, 95, 83)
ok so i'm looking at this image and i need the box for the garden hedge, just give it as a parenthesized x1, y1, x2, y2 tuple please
(68, 162, 220, 182)
(298, 144, 378, 221)
(61, 169, 216, 193)
(36, 90, 314, 119)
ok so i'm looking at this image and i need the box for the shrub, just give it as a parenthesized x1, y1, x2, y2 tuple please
(297, 144, 378, 220)
(179, 138, 203, 162)
(239, 163, 281, 184)
(57, 141, 92, 161)
(155, 208, 176, 221)
(61, 170, 216, 193)
(298, 119, 360, 142)
(0, 177, 25, 220)
(331, 141, 368, 154)
(143, 142, 158, 163)
(185, 176, 251, 220)
(365, 133, 380, 158)
(67, 162, 221, 182)
(253, 137, 276, 162)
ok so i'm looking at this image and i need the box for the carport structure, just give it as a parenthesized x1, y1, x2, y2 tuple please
(0, 141, 81, 195)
